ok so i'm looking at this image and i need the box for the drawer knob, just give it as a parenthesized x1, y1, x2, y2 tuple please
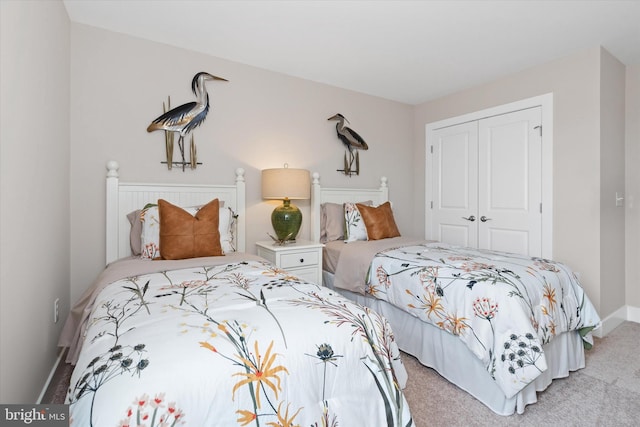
(299, 258, 304, 263)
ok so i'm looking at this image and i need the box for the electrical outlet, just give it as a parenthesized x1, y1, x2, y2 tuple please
(54, 298, 59, 323)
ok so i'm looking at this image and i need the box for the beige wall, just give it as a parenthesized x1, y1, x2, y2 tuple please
(599, 50, 626, 317)
(413, 47, 627, 318)
(626, 64, 640, 309)
(69, 24, 414, 304)
(0, 0, 70, 403)
(2, 1, 638, 404)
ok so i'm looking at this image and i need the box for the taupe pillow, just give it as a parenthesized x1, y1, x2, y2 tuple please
(321, 202, 346, 242)
(356, 202, 401, 240)
(320, 201, 373, 243)
(158, 198, 222, 260)
(127, 209, 143, 255)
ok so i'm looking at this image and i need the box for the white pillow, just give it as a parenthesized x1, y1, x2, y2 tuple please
(218, 206, 236, 253)
(140, 203, 235, 259)
(344, 202, 368, 243)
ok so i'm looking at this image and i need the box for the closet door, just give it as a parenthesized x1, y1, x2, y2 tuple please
(478, 107, 542, 255)
(430, 121, 478, 247)
(428, 107, 542, 257)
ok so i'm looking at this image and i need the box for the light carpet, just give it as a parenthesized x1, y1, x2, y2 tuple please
(401, 321, 640, 427)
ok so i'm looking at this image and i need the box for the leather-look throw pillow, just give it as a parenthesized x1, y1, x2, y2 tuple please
(158, 198, 222, 260)
(355, 201, 401, 240)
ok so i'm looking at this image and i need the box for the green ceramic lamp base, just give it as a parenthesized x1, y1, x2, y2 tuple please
(271, 198, 302, 242)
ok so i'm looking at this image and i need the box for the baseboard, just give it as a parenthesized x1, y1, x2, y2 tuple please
(595, 305, 640, 338)
(37, 347, 66, 404)
(628, 305, 640, 323)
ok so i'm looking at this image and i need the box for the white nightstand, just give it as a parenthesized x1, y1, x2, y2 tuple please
(256, 239, 324, 285)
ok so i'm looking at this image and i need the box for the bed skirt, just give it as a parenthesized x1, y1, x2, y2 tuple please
(323, 271, 586, 415)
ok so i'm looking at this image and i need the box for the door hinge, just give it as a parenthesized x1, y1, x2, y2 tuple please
(430, 201, 433, 209)
(539, 202, 542, 213)
(534, 125, 542, 137)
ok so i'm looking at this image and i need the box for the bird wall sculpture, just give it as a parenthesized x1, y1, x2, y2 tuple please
(147, 72, 228, 171)
(327, 113, 368, 176)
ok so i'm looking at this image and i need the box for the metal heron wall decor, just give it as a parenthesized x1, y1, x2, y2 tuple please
(327, 113, 368, 176)
(147, 72, 228, 171)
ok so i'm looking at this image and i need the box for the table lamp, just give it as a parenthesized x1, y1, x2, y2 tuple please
(262, 165, 310, 243)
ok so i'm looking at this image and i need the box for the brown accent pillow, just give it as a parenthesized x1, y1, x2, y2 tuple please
(356, 201, 401, 240)
(158, 198, 222, 260)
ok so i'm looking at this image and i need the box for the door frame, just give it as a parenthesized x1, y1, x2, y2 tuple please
(425, 93, 553, 258)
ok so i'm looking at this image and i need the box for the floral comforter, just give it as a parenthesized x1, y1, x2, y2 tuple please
(367, 242, 601, 399)
(66, 257, 413, 427)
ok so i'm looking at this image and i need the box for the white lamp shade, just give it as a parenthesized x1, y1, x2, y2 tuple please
(262, 168, 311, 200)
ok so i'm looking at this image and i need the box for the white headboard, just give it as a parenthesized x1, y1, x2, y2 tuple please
(310, 172, 389, 242)
(105, 160, 246, 264)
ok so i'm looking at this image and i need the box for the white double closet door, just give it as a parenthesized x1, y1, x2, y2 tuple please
(428, 106, 542, 257)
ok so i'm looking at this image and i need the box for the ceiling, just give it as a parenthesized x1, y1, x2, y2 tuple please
(63, 0, 640, 105)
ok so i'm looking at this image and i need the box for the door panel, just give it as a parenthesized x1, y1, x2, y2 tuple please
(429, 121, 478, 248)
(478, 107, 541, 255)
(439, 224, 472, 247)
(485, 228, 529, 255)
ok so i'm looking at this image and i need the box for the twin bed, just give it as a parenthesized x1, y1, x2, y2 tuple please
(59, 162, 413, 427)
(59, 162, 601, 425)
(310, 172, 601, 416)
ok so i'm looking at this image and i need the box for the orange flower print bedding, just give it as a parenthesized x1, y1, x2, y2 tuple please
(67, 259, 413, 426)
(367, 242, 600, 399)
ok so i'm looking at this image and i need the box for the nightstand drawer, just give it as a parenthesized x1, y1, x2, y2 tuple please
(279, 251, 320, 269)
(255, 240, 324, 286)
(290, 267, 320, 284)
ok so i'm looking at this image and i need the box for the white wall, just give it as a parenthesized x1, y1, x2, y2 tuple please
(0, 0, 70, 403)
(413, 46, 627, 320)
(69, 24, 414, 304)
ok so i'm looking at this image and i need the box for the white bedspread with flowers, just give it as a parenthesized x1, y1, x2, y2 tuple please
(367, 242, 601, 399)
(66, 258, 413, 427)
